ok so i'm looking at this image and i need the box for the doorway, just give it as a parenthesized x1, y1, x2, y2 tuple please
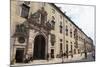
(33, 35, 46, 60)
(15, 48, 24, 63)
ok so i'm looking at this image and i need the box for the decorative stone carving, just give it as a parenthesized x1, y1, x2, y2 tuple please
(39, 7, 47, 25)
(28, 7, 47, 26)
(28, 12, 41, 25)
(27, 7, 52, 32)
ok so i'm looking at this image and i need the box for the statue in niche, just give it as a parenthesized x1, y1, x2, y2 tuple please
(28, 7, 47, 26)
(37, 7, 47, 25)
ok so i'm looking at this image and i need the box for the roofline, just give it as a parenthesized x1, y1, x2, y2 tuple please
(49, 3, 91, 39)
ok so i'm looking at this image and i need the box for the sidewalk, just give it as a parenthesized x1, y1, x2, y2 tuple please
(11, 54, 85, 66)
(11, 53, 94, 66)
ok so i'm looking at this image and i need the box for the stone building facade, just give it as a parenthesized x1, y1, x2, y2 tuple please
(11, 0, 94, 64)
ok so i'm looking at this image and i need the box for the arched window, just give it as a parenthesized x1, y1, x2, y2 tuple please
(51, 20, 55, 30)
(70, 29, 72, 37)
(60, 22, 62, 33)
(66, 25, 68, 36)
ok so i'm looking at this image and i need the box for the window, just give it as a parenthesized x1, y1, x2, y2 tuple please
(70, 29, 72, 37)
(82, 38, 84, 42)
(78, 49, 80, 54)
(51, 43, 54, 46)
(74, 29, 78, 39)
(70, 23, 72, 26)
(60, 21, 62, 25)
(52, 16, 55, 20)
(70, 42, 72, 52)
(52, 9, 55, 14)
(60, 15, 62, 19)
(51, 20, 55, 30)
(66, 20, 68, 23)
(66, 44, 68, 52)
(71, 45, 73, 53)
(66, 41, 68, 57)
(60, 39, 63, 53)
(60, 22, 62, 33)
(16, 24, 26, 33)
(21, 4, 30, 18)
(60, 43, 62, 53)
(42, 2, 46, 6)
(51, 49, 54, 58)
(60, 39, 62, 42)
(74, 49, 76, 54)
(16, 24, 20, 32)
(70, 44, 73, 58)
(66, 25, 68, 36)
(60, 25, 62, 33)
(79, 36, 81, 41)
(51, 16, 55, 30)
(66, 41, 68, 43)
(74, 29, 76, 38)
(51, 34, 55, 46)
(74, 32, 76, 38)
(71, 42, 72, 45)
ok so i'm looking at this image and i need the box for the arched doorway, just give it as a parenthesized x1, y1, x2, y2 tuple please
(33, 35, 46, 60)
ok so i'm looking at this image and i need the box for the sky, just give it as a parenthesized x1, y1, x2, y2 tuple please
(55, 3, 95, 43)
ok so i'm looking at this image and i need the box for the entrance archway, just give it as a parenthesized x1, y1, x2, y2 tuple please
(33, 35, 46, 60)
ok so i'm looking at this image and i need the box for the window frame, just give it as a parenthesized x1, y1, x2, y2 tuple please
(21, 4, 30, 19)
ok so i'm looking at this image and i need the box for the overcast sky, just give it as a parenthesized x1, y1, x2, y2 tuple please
(55, 4, 95, 43)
